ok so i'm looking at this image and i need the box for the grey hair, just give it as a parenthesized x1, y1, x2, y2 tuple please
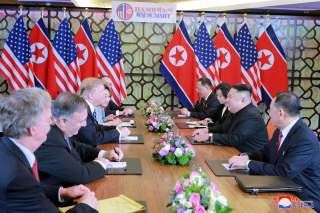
(0, 88, 51, 138)
(79, 77, 106, 97)
(52, 92, 87, 120)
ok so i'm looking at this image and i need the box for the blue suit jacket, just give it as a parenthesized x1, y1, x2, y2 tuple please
(0, 137, 97, 213)
(75, 105, 120, 146)
(248, 119, 320, 211)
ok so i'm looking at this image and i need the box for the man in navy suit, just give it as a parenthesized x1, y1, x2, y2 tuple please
(99, 75, 135, 118)
(0, 88, 98, 213)
(36, 92, 124, 187)
(229, 92, 320, 212)
(75, 78, 131, 146)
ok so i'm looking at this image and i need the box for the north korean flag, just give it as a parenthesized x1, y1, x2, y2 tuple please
(74, 18, 98, 80)
(29, 18, 57, 97)
(256, 24, 288, 105)
(213, 23, 242, 85)
(160, 20, 198, 109)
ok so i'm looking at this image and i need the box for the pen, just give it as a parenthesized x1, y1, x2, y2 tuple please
(114, 148, 120, 161)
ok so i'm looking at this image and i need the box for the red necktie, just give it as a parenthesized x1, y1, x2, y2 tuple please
(32, 159, 40, 182)
(276, 131, 283, 151)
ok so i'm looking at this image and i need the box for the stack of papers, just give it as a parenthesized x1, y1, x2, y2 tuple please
(106, 161, 127, 169)
(177, 114, 189, 118)
(119, 120, 135, 127)
(60, 194, 145, 213)
(222, 163, 248, 171)
(186, 121, 207, 128)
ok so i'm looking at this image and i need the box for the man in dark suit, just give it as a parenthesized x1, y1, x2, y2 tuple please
(193, 84, 268, 153)
(35, 93, 124, 187)
(99, 76, 135, 118)
(180, 77, 221, 120)
(229, 92, 320, 212)
(75, 78, 131, 146)
(0, 88, 97, 213)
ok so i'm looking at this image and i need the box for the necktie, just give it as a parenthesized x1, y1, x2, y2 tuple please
(64, 137, 72, 151)
(276, 131, 283, 151)
(93, 110, 97, 119)
(32, 159, 40, 182)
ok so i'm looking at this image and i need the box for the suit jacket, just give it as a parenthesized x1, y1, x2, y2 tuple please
(211, 104, 268, 152)
(0, 137, 97, 213)
(74, 105, 120, 146)
(35, 125, 106, 187)
(208, 106, 233, 133)
(105, 100, 123, 116)
(248, 119, 320, 212)
(190, 92, 221, 120)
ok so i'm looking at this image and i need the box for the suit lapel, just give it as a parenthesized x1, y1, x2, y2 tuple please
(276, 119, 302, 162)
(3, 137, 33, 170)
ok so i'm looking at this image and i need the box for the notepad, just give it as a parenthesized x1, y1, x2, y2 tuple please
(186, 121, 198, 125)
(60, 194, 145, 213)
(121, 136, 139, 141)
(106, 161, 127, 169)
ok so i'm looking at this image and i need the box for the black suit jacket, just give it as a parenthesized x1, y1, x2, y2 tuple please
(35, 125, 106, 187)
(208, 106, 233, 133)
(105, 100, 123, 116)
(211, 104, 268, 152)
(248, 119, 320, 212)
(190, 92, 221, 120)
(75, 105, 120, 146)
(0, 137, 97, 213)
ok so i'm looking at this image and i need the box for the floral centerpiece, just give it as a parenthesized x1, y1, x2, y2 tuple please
(168, 168, 232, 213)
(152, 132, 195, 165)
(144, 101, 164, 117)
(147, 114, 173, 133)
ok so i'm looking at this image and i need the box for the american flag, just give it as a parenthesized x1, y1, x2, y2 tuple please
(235, 23, 262, 104)
(96, 19, 127, 106)
(194, 22, 219, 88)
(52, 18, 80, 93)
(0, 16, 34, 91)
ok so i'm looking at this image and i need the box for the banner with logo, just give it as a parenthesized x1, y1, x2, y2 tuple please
(112, 1, 176, 23)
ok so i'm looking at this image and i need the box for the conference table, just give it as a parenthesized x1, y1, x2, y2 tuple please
(87, 112, 315, 213)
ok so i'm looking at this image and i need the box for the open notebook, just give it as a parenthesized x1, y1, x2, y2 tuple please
(60, 194, 145, 213)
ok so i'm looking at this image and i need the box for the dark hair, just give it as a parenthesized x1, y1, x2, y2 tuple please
(274, 92, 301, 116)
(198, 77, 212, 88)
(231, 84, 252, 94)
(215, 82, 231, 98)
(52, 92, 87, 119)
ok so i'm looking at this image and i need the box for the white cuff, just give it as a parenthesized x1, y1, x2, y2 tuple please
(94, 159, 107, 170)
(246, 160, 251, 170)
(98, 150, 107, 158)
(116, 110, 120, 116)
(58, 186, 64, 202)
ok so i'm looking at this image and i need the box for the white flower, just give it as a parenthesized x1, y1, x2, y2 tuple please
(174, 148, 183, 157)
(163, 144, 171, 152)
(217, 195, 228, 206)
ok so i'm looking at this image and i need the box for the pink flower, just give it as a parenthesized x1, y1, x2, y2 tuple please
(190, 171, 199, 178)
(175, 182, 183, 193)
(184, 178, 192, 186)
(189, 193, 201, 207)
(211, 182, 219, 192)
(194, 205, 205, 213)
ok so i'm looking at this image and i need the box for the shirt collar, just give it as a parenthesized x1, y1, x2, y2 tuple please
(280, 117, 300, 143)
(85, 99, 95, 114)
(9, 137, 35, 167)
